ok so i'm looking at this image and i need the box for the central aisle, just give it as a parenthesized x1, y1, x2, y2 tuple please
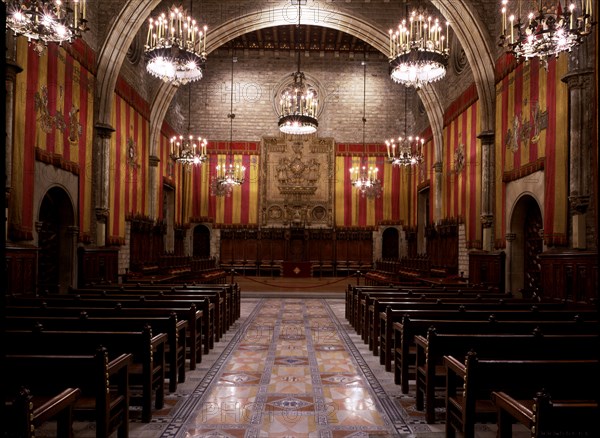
(171, 298, 404, 437)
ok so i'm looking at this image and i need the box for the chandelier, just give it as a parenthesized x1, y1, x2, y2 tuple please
(385, 135, 424, 166)
(389, 7, 449, 88)
(170, 84, 207, 165)
(144, 4, 207, 85)
(277, 0, 318, 135)
(211, 56, 245, 197)
(3, 0, 88, 55)
(350, 61, 383, 199)
(385, 89, 424, 166)
(499, 0, 595, 64)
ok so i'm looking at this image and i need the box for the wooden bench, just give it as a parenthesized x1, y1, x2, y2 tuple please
(492, 390, 599, 438)
(391, 315, 598, 394)
(366, 296, 549, 354)
(5, 348, 132, 438)
(5, 312, 186, 399)
(5, 326, 168, 422)
(8, 296, 212, 358)
(414, 329, 599, 423)
(380, 306, 597, 374)
(444, 352, 599, 438)
(5, 303, 209, 370)
(5, 387, 81, 438)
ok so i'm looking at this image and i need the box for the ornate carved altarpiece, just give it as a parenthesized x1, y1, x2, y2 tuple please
(260, 136, 334, 228)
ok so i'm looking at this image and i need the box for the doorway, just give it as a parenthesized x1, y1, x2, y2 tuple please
(193, 224, 211, 259)
(381, 227, 399, 259)
(37, 187, 75, 294)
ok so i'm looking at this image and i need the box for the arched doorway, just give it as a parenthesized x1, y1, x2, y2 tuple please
(37, 187, 75, 294)
(508, 195, 543, 297)
(193, 225, 211, 259)
(381, 227, 399, 260)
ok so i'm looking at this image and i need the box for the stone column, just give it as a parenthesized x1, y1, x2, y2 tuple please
(67, 225, 80, 289)
(5, 32, 22, 240)
(433, 161, 443, 223)
(148, 155, 160, 220)
(93, 123, 115, 246)
(478, 131, 495, 251)
(562, 68, 594, 249)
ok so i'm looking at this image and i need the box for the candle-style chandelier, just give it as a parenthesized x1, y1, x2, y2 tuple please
(170, 84, 208, 166)
(144, 3, 207, 85)
(385, 88, 424, 166)
(3, 0, 88, 55)
(277, 0, 319, 135)
(211, 56, 246, 197)
(388, 5, 449, 89)
(499, 0, 595, 64)
(350, 61, 383, 199)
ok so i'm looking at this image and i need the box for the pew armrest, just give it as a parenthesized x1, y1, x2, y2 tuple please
(33, 387, 82, 426)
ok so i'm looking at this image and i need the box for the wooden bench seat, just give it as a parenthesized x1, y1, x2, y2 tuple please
(5, 387, 81, 438)
(5, 348, 132, 438)
(5, 313, 186, 400)
(6, 302, 205, 370)
(8, 295, 213, 357)
(379, 306, 598, 374)
(5, 326, 168, 422)
(392, 316, 598, 394)
(414, 329, 599, 423)
(492, 390, 599, 438)
(444, 352, 599, 438)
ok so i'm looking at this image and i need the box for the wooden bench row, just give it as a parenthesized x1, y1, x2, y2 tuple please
(5, 348, 132, 438)
(445, 352, 599, 438)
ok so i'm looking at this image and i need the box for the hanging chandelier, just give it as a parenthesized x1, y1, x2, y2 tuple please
(385, 135, 424, 166)
(389, 7, 449, 89)
(211, 56, 245, 197)
(385, 88, 424, 166)
(350, 61, 383, 199)
(499, 0, 595, 64)
(170, 135, 207, 165)
(144, 4, 207, 85)
(3, 0, 88, 55)
(277, 0, 319, 135)
(170, 84, 207, 166)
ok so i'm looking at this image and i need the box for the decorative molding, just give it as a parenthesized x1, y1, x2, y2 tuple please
(148, 155, 161, 167)
(35, 148, 80, 176)
(480, 214, 493, 229)
(453, 143, 465, 174)
(502, 158, 545, 182)
(568, 194, 590, 215)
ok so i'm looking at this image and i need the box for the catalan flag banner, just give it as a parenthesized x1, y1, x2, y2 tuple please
(334, 145, 400, 227)
(108, 94, 150, 241)
(441, 100, 482, 249)
(495, 56, 568, 246)
(12, 39, 95, 241)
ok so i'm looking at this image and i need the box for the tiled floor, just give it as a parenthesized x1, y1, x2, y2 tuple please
(35, 296, 531, 437)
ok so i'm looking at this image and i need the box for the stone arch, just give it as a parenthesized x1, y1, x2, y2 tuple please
(431, 0, 496, 132)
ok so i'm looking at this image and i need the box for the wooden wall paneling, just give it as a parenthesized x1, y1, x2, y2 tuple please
(539, 250, 598, 303)
(6, 246, 38, 295)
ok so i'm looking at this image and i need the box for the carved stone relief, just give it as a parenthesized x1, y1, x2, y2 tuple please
(260, 136, 334, 228)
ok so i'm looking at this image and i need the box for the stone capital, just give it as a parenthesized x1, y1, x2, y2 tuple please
(149, 155, 161, 167)
(4, 59, 23, 81)
(480, 214, 494, 228)
(433, 161, 443, 173)
(505, 233, 516, 242)
(95, 208, 110, 222)
(477, 130, 495, 146)
(569, 194, 590, 215)
(94, 123, 115, 139)
(561, 68, 594, 89)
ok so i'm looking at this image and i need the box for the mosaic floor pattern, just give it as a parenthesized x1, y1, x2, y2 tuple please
(173, 298, 402, 437)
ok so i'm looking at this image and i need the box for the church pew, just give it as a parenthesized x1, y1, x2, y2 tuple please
(5, 313, 186, 401)
(379, 306, 597, 373)
(68, 289, 227, 341)
(5, 326, 168, 422)
(444, 353, 599, 438)
(492, 390, 599, 438)
(366, 296, 554, 353)
(8, 296, 213, 356)
(5, 387, 81, 438)
(5, 348, 132, 438)
(392, 316, 599, 394)
(5, 303, 204, 372)
(414, 329, 599, 424)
